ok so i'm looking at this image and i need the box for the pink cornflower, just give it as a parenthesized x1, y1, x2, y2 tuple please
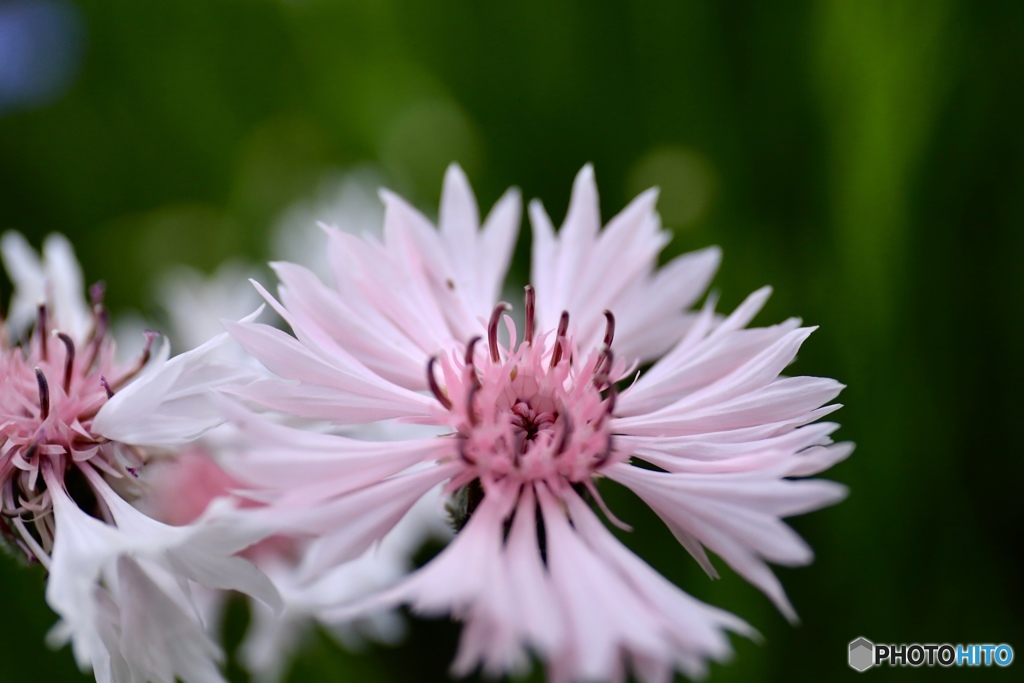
(230, 165, 852, 681)
(0, 233, 278, 683)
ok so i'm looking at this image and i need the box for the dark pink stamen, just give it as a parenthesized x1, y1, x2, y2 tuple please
(465, 381, 480, 426)
(464, 336, 482, 389)
(596, 348, 615, 389)
(554, 410, 573, 456)
(57, 332, 75, 393)
(34, 368, 49, 420)
(487, 303, 511, 364)
(602, 310, 615, 348)
(89, 281, 106, 307)
(464, 336, 481, 369)
(111, 330, 159, 390)
(524, 285, 536, 344)
(36, 305, 47, 362)
(549, 311, 570, 369)
(83, 307, 109, 371)
(427, 356, 453, 410)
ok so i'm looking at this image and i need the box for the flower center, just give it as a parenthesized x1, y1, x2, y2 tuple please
(428, 286, 619, 492)
(0, 290, 155, 563)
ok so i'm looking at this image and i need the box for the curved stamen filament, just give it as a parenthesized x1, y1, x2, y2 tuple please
(464, 336, 480, 369)
(595, 347, 615, 389)
(464, 336, 482, 389)
(465, 381, 480, 426)
(36, 305, 47, 362)
(57, 332, 75, 393)
(549, 311, 570, 369)
(35, 368, 49, 420)
(487, 303, 511, 364)
(82, 307, 109, 371)
(602, 310, 615, 348)
(427, 356, 453, 410)
(594, 347, 617, 429)
(554, 409, 573, 456)
(593, 311, 616, 378)
(524, 285, 535, 344)
(110, 331, 157, 391)
(595, 381, 617, 433)
(81, 287, 104, 348)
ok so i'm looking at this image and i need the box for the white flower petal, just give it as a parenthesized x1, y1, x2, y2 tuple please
(44, 467, 275, 683)
(114, 556, 226, 683)
(93, 332, 257, 447)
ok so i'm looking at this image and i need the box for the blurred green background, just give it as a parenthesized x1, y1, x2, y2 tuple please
(1, 0, 1022, 681)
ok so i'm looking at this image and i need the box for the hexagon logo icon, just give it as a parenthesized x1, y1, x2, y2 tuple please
(849, 637, 875, 672)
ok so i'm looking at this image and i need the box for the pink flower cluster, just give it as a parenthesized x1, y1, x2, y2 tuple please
(1, 165, 850, 683)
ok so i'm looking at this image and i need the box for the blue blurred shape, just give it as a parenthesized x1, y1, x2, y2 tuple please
(0, 0, 83, 114)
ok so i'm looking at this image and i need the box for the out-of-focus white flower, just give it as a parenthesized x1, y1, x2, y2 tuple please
(0, 232, 278, 683)
(228, 165, 852, 681)
(156, 261, 267, 354)
(1, 230, 91, 340)
(271, 166, 387, 281)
